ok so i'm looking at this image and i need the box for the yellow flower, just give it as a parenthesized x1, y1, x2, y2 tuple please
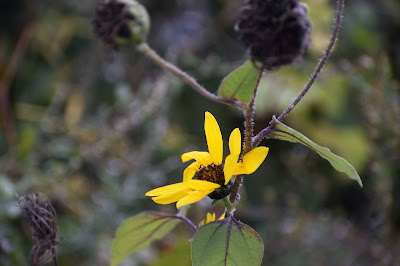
(199, 212, 226, 226)
(145, 112, 269, 209)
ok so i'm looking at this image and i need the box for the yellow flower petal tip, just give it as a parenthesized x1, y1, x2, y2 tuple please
(229, 128, 241, 155)
(204, 112, 223, 165)
(199, 212, 226, 226)
(234, 146, 269, 175)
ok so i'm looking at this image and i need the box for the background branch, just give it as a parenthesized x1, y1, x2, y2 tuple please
(0, 23, 35, 151)
(138, 43, 247, 109)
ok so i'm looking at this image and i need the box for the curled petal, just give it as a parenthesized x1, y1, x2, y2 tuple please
(234, 147, 269, 175)
(183, 161, 201, 182)
(186, 180, 221, 190)
(181, 151, 213, 167)
(176, 190, 212, 209)
(223, 153, 239, 185)
(204, 112, 223, 165)
(229, 128, 241, 155)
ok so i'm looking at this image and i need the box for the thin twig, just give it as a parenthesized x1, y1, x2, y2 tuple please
(138, 43, 247, 109)
(229, 66, 264, 204)
(252, 0, 345, 147)
(0, 23, 35, 150)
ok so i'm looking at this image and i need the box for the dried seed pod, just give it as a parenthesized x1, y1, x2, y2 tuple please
(235, 0, 312, 69)
(18, 193, 58, 241)
(18, 193, 61, 266)
(93, 0, 150, 49)
(30, 240, 57, 266)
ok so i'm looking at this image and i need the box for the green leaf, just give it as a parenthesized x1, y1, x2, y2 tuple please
(192, 216, 264, 266)
(218, 60, 261, 104)
(111, 211, 182, 266)
(268, 117, 363, 187)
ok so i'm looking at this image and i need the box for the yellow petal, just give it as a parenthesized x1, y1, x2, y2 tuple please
(206, 213, 216, 223)
(233, 162, 247, 175)
(218, 212, 226, 220)
(229, 128, 241, 155)
(186, 179, 220, 190)
(145, 182, 189, 196)
(223, 153, 239, 184)
(204, 112, 223, 165)
(183, 161, 201, 182)
(176, 190, 212, 209)
(151, 189, 191, 204)
(181, 151, 213, 167)
(234, 147, 269, 175)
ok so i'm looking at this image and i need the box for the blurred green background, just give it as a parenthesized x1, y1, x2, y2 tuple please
(1, 0, 399, 265)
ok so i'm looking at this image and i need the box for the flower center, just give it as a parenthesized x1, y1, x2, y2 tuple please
(195, 164, 225, 186)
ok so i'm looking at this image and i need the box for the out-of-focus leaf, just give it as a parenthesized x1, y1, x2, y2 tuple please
(218, 60, 261, 104)
(268, 118, 363, 187)
(150, 238, 191, 266)
(191, 216, 264, 266)
(111, 211, 182, 266)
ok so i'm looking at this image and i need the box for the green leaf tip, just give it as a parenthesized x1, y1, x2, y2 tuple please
(192, 216, 264, 266)
(111, 211, 181, 266)
(218, 60, 262, 104)
(269, 118, 363, 187)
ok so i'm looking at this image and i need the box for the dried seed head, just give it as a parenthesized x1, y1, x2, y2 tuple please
(18, 193, 58, 241)
(235, 0, 312, 69)
(18, 193, 61, 266)
(93, 0, 150, 49)
(30, 240, 56, 266)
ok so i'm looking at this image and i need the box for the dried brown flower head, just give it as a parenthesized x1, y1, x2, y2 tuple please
(93, 0, 150, 49)
(235, 0, 312, 69)
(18, 193, 61, 266)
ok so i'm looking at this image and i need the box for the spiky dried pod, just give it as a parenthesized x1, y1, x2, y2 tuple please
(235, 0, 312, 69)
(93, 0, 150, 49)
(30, 240, 57, 266)
(18, 193, 58, 241)
(18, 193, 61, 266)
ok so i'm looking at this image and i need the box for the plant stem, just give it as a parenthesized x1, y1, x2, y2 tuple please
(229, 67, 264, 204)
(252, 0, 345, 148)
(223, 196, 235, 212)
(138, 43, 247, 109)
(173, 214, 198, 232)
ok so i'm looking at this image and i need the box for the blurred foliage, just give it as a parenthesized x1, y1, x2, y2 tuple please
(0, 0, 399, 265)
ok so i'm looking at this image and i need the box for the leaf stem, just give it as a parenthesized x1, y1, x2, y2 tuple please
(229, 67, 264, 204)
(171, 214, 198, 232)
(137, 43, 247, 109)
(252, 0, 345, 147)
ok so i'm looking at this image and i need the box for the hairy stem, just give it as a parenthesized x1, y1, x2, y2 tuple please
(229, 67, 264, 204)
(138, 43, 246, 109)
(252, 0, 345, 147)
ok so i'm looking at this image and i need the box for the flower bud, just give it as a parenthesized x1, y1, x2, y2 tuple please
(235, 0, 312, 69)
(93, 0, 150, 49)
